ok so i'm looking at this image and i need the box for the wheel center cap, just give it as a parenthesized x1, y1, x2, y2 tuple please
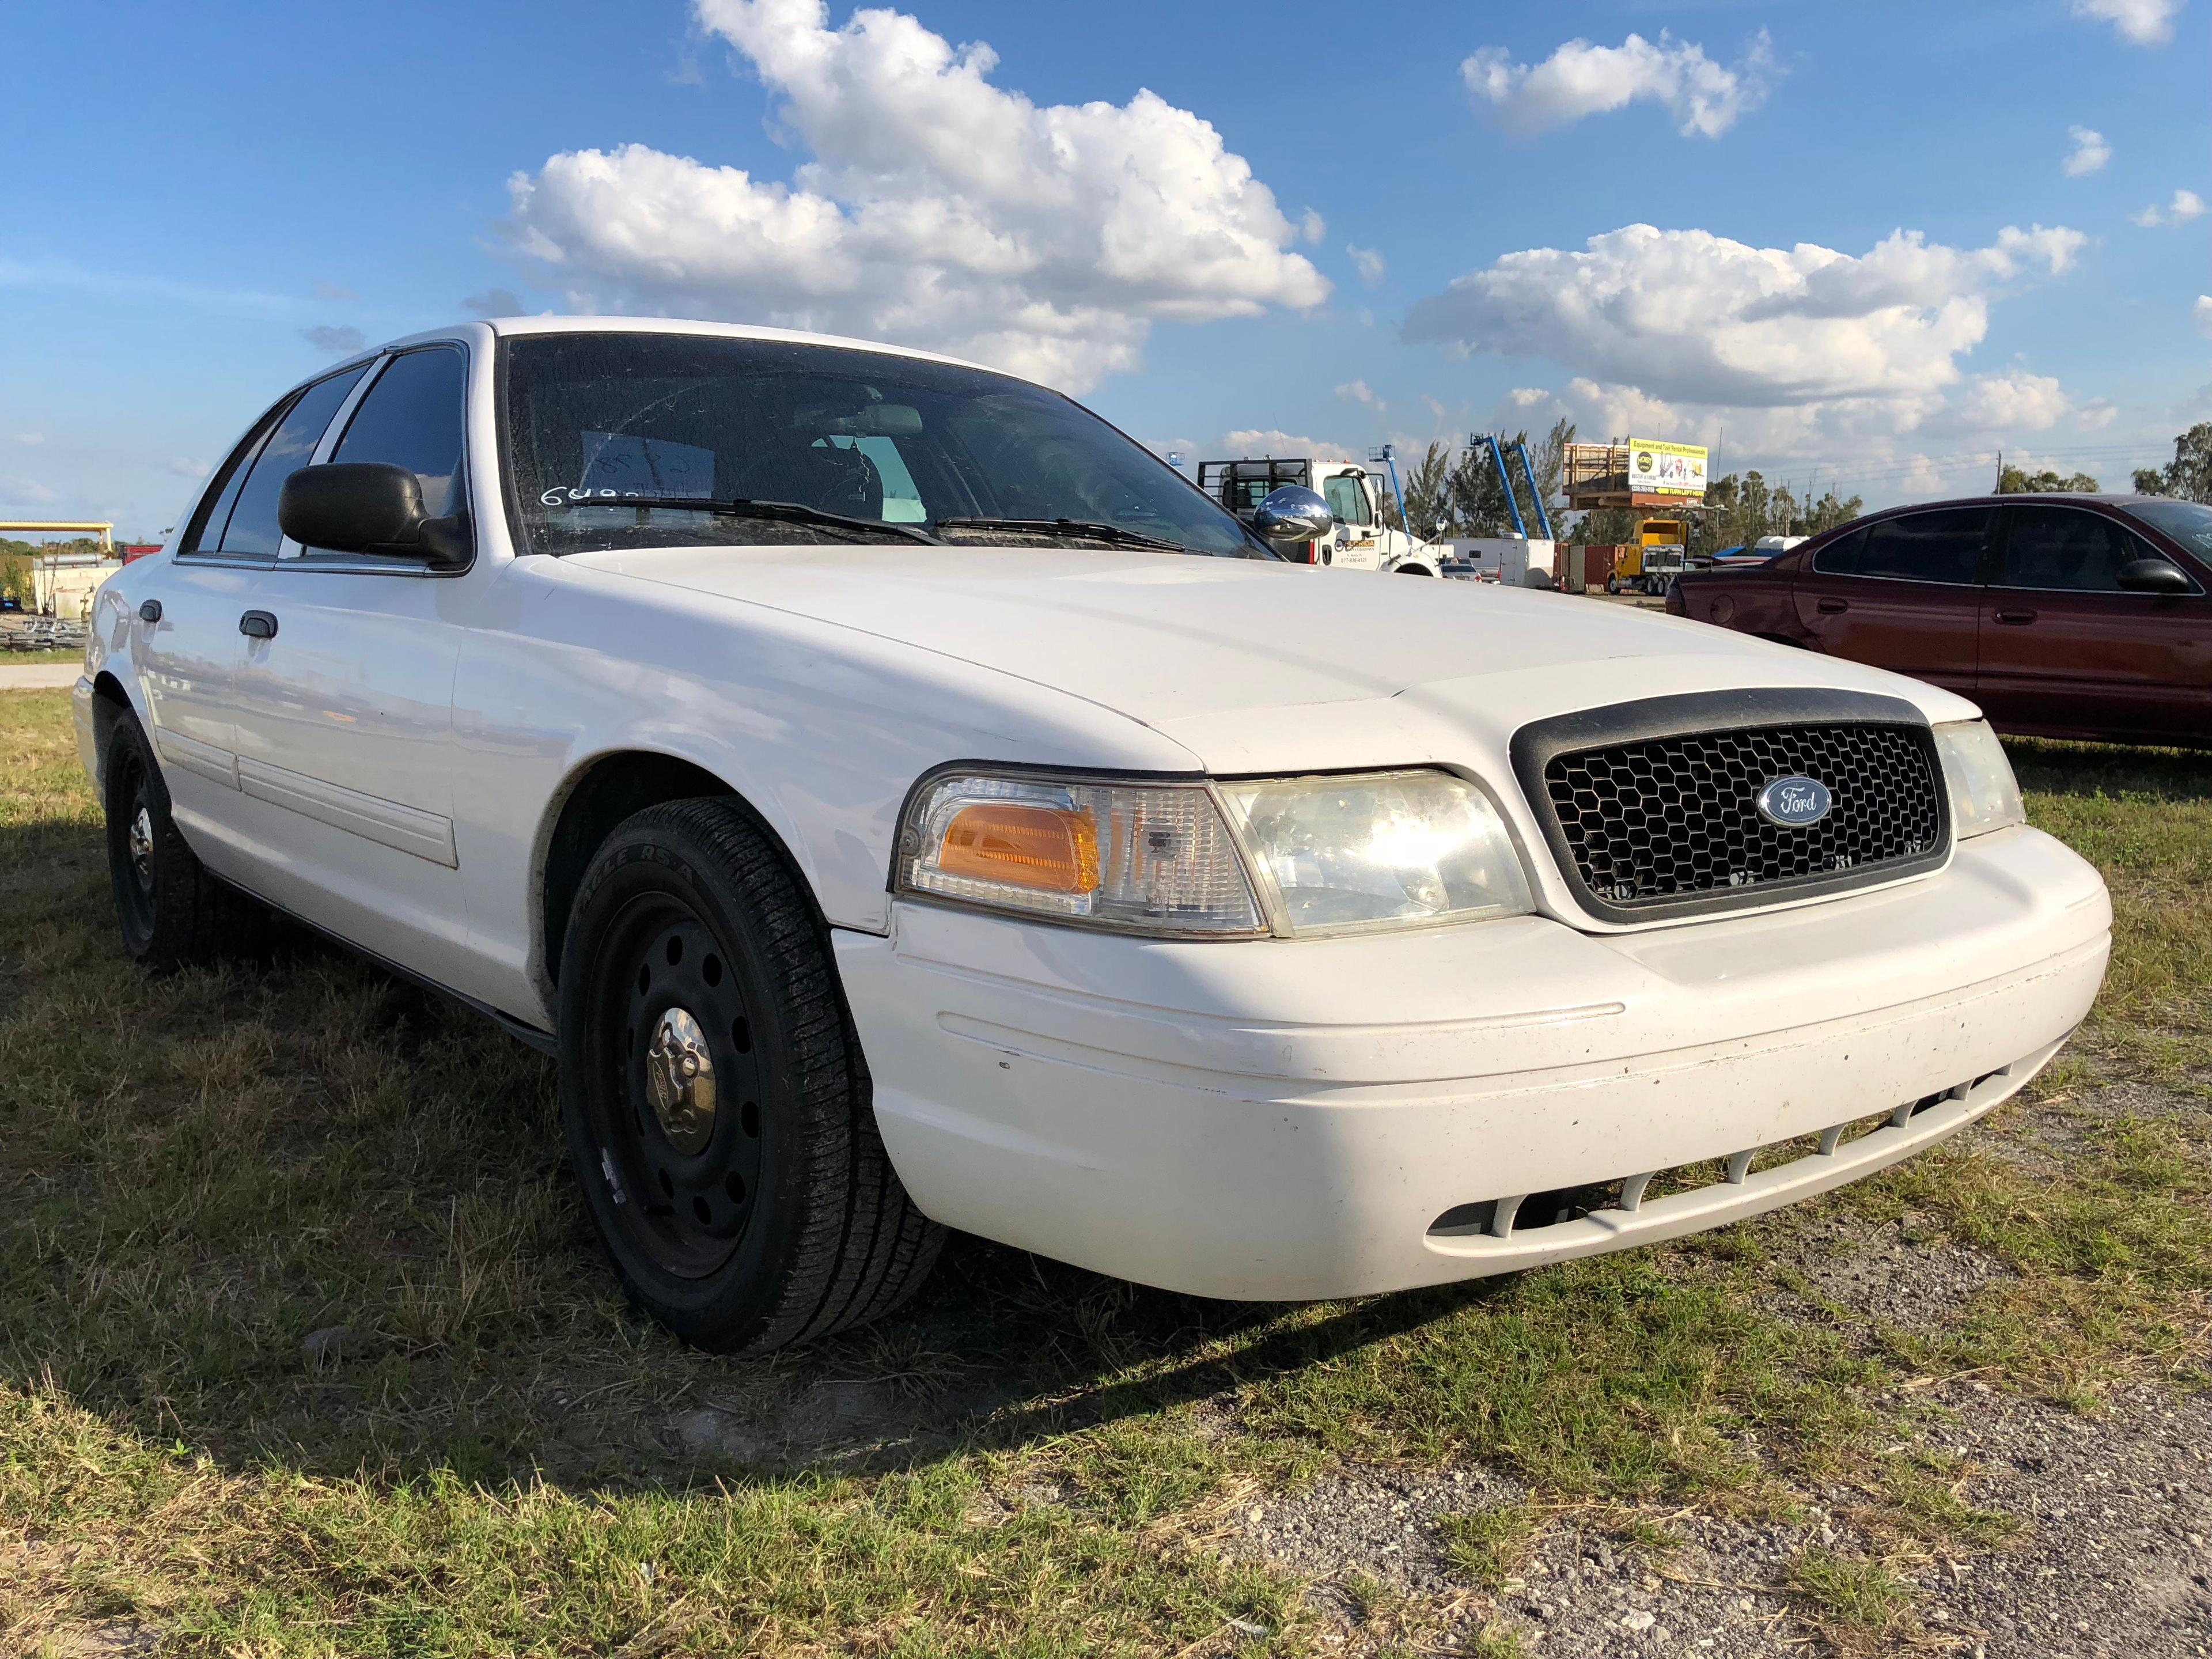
(645, 1006, 717, 1155)
(128, 806, 154, 882)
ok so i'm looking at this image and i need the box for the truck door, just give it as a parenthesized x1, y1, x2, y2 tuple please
(1322, 473, 1380, 570)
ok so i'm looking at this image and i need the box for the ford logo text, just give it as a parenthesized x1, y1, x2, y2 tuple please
(1756, 775, 1833, 827)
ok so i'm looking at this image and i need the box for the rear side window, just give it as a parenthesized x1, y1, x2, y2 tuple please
(1809, 525, 1869, 574)
(1847, 508, 1991, 585)
(329, 347, 467, 520)
(180, 398, 289, 556)
(215, 367, 370, 559)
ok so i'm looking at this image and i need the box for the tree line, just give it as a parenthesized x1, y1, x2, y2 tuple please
(1391, 421, 1862, 555)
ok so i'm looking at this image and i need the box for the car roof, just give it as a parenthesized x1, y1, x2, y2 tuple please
(462, 315, 997, 377)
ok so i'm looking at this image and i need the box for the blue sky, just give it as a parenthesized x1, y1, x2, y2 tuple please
(4, 0, 2206, 537)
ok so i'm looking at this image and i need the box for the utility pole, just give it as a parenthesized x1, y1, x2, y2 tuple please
(1993, 450, 2004, 494)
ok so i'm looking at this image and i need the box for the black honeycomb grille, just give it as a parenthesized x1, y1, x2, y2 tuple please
(1541, 721, 1945, 912)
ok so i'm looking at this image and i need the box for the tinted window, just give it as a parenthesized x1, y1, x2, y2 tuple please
(1810, 525, 1869, 574)
(502, 332, 1263, 558)
(330, 347, 468, 520)
(216, 367, 369, 558)
(2121, 498, 2212, 560)
(181, 397, 289, 556)
(1852, 508, 1990, 585)
(1998, 506, 2145, 592)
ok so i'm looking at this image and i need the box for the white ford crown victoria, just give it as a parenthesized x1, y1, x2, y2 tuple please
(77, 318, 2110, 1354)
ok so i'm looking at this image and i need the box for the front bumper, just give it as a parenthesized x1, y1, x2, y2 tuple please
(836, 825, 2109, 1300)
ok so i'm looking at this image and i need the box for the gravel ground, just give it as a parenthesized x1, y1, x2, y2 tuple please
(1232, 1378, 2212, 1657)
(1226, 1119, 2212, 1657)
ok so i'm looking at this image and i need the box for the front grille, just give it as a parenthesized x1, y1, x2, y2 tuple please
(1510, 691, 1950, 923)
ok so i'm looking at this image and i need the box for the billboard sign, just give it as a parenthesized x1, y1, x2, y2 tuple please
(1627, 437, 1709, 498)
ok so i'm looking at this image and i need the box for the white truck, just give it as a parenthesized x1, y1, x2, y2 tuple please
(1196, 457, 1443, 575)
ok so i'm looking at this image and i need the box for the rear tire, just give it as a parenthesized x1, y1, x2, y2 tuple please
(103, 709, 232, 974)
(556, 797, 943, 1354)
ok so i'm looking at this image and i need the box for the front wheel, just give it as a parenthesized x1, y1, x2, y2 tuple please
(556, 797, 943, 1353)
(103, 707, 233, 973)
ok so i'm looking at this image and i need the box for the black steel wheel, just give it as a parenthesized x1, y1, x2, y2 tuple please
(103, 707, 230, 972)
(590, 891, 768, 1281)
(557, 797, 943, 1354)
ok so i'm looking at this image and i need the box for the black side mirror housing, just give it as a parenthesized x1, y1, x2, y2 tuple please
(2116, 556, 2191, 594)
(278, 463, 469, 565)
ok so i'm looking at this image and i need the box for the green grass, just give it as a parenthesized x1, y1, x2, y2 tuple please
(0, 647, 84, 665)
(1, 691, 2207, 1654)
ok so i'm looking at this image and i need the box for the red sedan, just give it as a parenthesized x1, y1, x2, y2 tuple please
(1671, 495, 2212, 746)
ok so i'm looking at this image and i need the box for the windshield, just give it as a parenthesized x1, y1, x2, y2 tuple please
(500, 332, 1266, 558)
(2121, 498, 2212, 560)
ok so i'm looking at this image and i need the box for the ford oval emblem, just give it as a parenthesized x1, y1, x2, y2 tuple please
(1756, 775, 1833, 827)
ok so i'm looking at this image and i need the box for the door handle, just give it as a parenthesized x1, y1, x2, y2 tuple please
(138, 599, 162, 623)
(1816, 596, 1849, 613)
(1994, 609, 2037, 626)
(239, 610, 278, 639)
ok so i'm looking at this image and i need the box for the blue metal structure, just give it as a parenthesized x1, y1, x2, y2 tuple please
(1470, 434, 1555, 541)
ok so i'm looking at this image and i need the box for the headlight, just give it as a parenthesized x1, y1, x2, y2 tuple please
(897, 767, 1533, 937)
(1934, 720, 2026, 839)
(1218, 770, 1531, 934)
(899, 774, 1266, 934)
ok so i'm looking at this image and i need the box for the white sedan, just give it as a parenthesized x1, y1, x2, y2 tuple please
(77, 317, 2110, 1353)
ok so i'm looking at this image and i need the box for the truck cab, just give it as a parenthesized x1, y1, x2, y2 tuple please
(1198, 457, 1442, 575)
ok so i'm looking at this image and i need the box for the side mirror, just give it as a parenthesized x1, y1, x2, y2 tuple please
(2116, 556, 2191, 594)
(1249, 485, 1334, 547)
(278, 463, 469, 564)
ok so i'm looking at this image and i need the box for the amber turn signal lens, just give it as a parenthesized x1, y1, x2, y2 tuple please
(937, 803, 1100, 894)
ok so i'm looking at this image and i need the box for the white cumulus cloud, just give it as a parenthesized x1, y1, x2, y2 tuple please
(2071, 0, 2185, 46)
(2062, 125, 2111, 176)
(500, 0, 1327, 392)
(1957, 369, 2071, 430)
(1404, 221, 2085, 411)
(1461, 30, 1776, 139)
(1335, 379, 1383, 410)
(2195, 294, 2212, 338)
(1219, 429, 1359, 461)
(1347, 244, 1385, 287)
(2133, 187, 2206, 225)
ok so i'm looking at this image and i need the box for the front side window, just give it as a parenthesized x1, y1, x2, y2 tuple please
(1323, 475, 1371, 525)
(501, 333, 1265, 558)
(1997, 505, 2148, 592)
(1832, 508, 1991, 585)
(328, 347, 467, 522)
(2120, 498, 2212, 562)
(210, 366, 369, 559)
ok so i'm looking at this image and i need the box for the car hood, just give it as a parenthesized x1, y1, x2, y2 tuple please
(567, 543, 1976, 771)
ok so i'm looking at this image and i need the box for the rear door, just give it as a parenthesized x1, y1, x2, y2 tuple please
(1790, 507, 1991, 695)
(1977, 502, 2212, 742)
(136, 366, 368, 858)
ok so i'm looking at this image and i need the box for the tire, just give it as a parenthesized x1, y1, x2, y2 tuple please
(556, 797, 944, 1354)
(103, 707, 232, 973)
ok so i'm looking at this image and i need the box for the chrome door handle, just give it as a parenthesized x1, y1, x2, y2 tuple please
(1994, 609, 2037, 626)
(1816, 596, 1848, 613)
(239, 610, 278, 639)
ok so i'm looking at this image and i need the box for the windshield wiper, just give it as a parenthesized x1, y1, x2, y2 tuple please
(548, 494, 939, 546)
(932, 516, 1191, 554)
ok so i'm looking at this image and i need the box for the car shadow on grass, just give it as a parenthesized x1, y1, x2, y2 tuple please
(0, 811, 1493, 1498)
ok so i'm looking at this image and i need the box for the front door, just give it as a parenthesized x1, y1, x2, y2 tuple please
(1978, 502, 2212, 742)
(1790, 506, 1992, 696)
(225, 344, 480, 988)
